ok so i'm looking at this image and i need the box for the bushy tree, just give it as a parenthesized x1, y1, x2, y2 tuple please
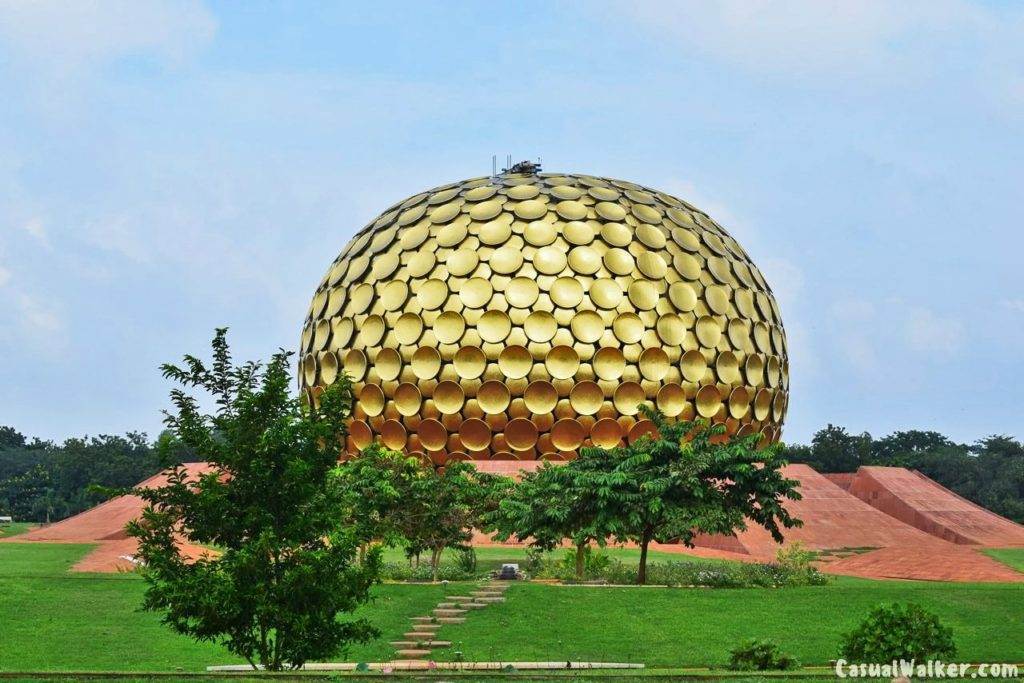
(840, 602, 956, 661)
(127, 329, 378, 670)
(335, 443, 421, 553)
(582, 407, 802, 584)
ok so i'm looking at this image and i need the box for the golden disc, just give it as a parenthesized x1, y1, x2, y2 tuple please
(671, 226, 701, 252)
(695, 384, 722, 418)
(604, 248, 635, 276)
(673, 252, 701, 280)
(394, 382, 423, 417)
(331, 317, 354, 348)
(505, 418, 539, 450)
(524, 220, 557, 246)
(380, 419, 408, 450)
(507, 183, 539, 200)
(627, 280, 659, 310)
(506, 277, 540, 308)
(534, 246, 568, 275)
(569, 380, 603, 415)
(411, 346, 442, 379)
(593, 346, 626, 380)
(656, 314, 686, 346)
(460, 277, 493, 309)
(591, 278, 623, 309)
(550, 277, 585, 308)
(460, 418, 491, 450)
(478, 380, 511, 414)
(344, 349, 367, 381)
(551, 418, 586, 450)
(567, 246, 601, 275)
(319, 350, 339, 385)
(350, 420, 373, 450)
(370, 252, 400, 280)
(380, 280, 409, 311)
(589, 186, 620, 201)
(465, 185, 498, 201)
(469, 199, 502, 221)
(359, 383, 386, 416)
(613, 382, 645, 416)
(456, 348, 487, 378)
(479, 220, 512, 245)
(636, 223, 667, 249)
(773, 391, 786, 421)
(696, 316, 722, 348)
(767, 356, 781, 387)
(448, 248, 480, 277)
(612, 312, 645, 344)
(708, 256, 734, 284)
(417, 279, 449, 310)
(395, 312, 424, 346)
(626, 189, 655, 204)
(400, 223, 430, 250)
(706, 285, 730, 315)
(349, 283, 375, 314)
(668, 282, 698, 311)
(591, 418, 623, 449)
(545, 345, 580, 379)
(524, 380, 558, 413)
(313, 319, 330, 350)
(639, 347, 670, 381)
(628, 419, 658, 443)
(745, 354, 765, 386)
(754, 388, 772, 421)
(360, 315, 386, 346)
(433, 380, 465, 414)
(656, 383, 687, 417)
(680, 349, 707, 382)
(434, 311, 466, 344)
(550, 185, 583, 200)
(564, 221, 594, 245)
(478, 310, 512, 343)
(524, 311, 558, 342)
(570, 310, 605, 343)
(429, 202, 461, 224)
(754, 322, 771, 353)
(595, 202, 627, 221)
(326, 287, 346, 317)
(498, 345, 533, 379)
(728, 387, 750, 419)
(418, 418, 448, 451)
(436, 221, 468, 247)
(716, 351, 741, 385)
(600, 221, 631, 247)
(637, 252, 667, 279)
(514, 199, 547, 220)
(555, 200, 587, 221)
(397, 205, 426, 226)
(728, 318, 749, 349)
(491, 246, 524, 274)
(374, 347, 403, 381)
(407, 250, 436, 277)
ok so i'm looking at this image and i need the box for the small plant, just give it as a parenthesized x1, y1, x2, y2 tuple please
(840, 602, 957, 661)
(728, 638, 799, 671)
(776, 540, 816, 570)
(454, 546, 477, 573)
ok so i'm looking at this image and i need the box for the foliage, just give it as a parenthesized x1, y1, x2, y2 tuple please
(776, 541, 817, 572)
(377, 561, 476, 582)
(555, 558, 827, 587)
(334, 442, 421, 548)
(728, 638, 800, 670)
(575, 407, 802, 584)
(839, 602, 957, 662)
(126, 329, 378, 670)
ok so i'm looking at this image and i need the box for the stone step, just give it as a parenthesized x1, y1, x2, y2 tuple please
(434, 617, 465, 624)
(473, 596, 505, 603)
(432, 608, 467, 617)
(390, 640, 451, 649)
(403, 631, 438, 639)
(471, 591, 503, 597)
(437, 601, 485, 609)
(409, 618, 442, 626)
(395, 649, 432, 658)
(445, 595, 476, 601)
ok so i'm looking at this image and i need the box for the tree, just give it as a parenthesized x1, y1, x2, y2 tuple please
(401, 460, 510, 581)
(127, 329, 378, 670)
(335, 443, 421, 554)
(583, 407, 802, 585)
(486, 449, 621, 580)
(783, 424, 873, 473)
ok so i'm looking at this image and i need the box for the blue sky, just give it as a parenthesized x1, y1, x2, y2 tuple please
(1, 1, 1022, 445)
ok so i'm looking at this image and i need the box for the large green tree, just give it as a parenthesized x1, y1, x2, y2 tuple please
(583, 408, 802, 585)
(335, 443, 421, 554)
(127, 329, 378, 670)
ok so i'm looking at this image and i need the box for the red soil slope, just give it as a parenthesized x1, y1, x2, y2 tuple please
(847, 466, 1024, 547)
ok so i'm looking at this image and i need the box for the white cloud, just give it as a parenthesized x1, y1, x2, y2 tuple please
(21, 217, 50, 248)
(0, 265, 10, 287)
(903, 306, 964, 357)
(1003, 299, 1024, 314)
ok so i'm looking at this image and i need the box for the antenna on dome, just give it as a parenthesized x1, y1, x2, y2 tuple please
(491, 155, 497, 177)
(499, 157, 543, 175)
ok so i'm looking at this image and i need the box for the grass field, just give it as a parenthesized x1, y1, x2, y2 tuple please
(1, 541, 1022, 673)
(985, 548, 1024, 573)
(0, 521, 36, 538)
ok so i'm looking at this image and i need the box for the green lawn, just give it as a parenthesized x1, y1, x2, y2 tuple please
(1, 542, 1022, 672)
(0, 521, 36, 538)
(985, 548, 1024, 573)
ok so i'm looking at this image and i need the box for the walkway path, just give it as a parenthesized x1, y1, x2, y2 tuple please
(389, 580, 508, 661)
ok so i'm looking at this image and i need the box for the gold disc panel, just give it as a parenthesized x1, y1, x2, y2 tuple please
(300, 171, 789, 462)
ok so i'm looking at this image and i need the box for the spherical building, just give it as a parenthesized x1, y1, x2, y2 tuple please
(299, 170, 788, 463)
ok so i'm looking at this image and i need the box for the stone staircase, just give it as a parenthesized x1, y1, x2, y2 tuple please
(390, 581, 509, 660)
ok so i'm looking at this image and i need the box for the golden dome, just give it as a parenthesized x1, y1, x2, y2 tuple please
(299, 171, 789, 463)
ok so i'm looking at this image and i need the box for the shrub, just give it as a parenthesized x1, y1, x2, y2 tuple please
(776, 540, 817, 571)
(728, 638, 800, 670)
(840, 603, 957, 661)
(378, 561, 474, 582)
(454, 547, 477, 573)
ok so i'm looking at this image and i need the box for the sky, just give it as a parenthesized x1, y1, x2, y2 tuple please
(1, 0, 1022, 446)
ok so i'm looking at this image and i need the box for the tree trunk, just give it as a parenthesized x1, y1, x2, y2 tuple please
(430, 547, 442, 582)
(637, 530, 652, 585)
(575, 542, 586, 581)
(358, 543, 366, 565)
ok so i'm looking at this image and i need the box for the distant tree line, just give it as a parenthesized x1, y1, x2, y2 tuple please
(1, 421, 1022, 525)
(782, 425, 1024, 523)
